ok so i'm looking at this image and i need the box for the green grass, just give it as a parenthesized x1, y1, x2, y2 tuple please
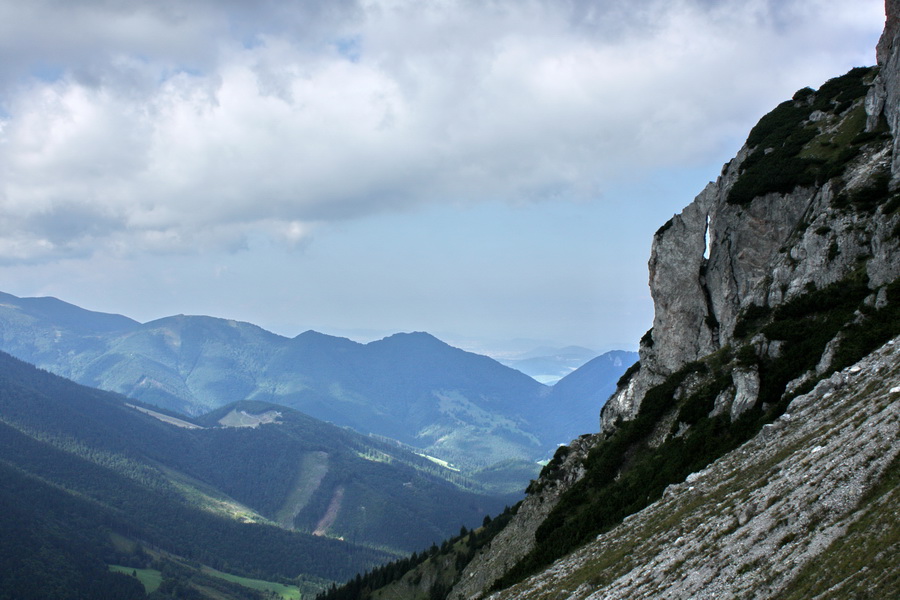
(799, 103, 869, 161)
(109, 565, 163, 594)
(201, 565, 302, 599)
(274, 450, 330, 529)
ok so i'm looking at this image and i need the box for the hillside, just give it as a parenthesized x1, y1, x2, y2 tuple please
(0, 349, 516, 598)
(0, 296, 633, 488)
(323, 3, 900, 598)
(482, 337, 900, 599)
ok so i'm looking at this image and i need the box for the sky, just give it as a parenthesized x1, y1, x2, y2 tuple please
(0, 0, 886, 356)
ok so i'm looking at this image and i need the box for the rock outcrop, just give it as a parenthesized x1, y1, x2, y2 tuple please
(878, 0, 900, 173)
(448, 434, 597, 600)
(601, 0, 900, 431)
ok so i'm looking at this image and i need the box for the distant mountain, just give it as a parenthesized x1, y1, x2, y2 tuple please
(0, 290, 139, 334)
(0, 294, 634, 485)
(543, 350, 638, 440)
(496, 345, 601, 384)
(0, 349, 511, 597)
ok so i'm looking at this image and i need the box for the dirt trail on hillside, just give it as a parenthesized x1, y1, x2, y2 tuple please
(274, 451, 329, 530)
(313, 486, 344, 537)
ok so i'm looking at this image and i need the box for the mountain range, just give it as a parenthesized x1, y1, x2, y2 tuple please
(6, 5, 900, 600)
(0, 291, 635, 487)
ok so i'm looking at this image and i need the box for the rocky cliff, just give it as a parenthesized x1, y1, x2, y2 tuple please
(878, 0, 900, 173)
(601, 68, 900, 432)
(603, 54, 900, 432)
(451, 1, 900, 597)
(448, 433, 597, 600)
(323, 4, 900, 599)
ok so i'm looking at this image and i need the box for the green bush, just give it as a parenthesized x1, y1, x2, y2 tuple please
(812, 67, 872, 110)
(727, 67, 878, 206)
(733, 303, 772, 339)
(617, 360, 641, 387)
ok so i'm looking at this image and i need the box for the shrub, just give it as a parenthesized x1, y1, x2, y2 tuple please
(617, 360, 641, 387)
(733, 303, 772, 339)
(727, 67, 878, 206)
(656, 218, 674, 237)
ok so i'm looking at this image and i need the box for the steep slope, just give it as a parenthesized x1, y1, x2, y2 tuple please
(487, 337, 900, 600)
(488, 62, 900, 600)
(326, 4, 900, 599)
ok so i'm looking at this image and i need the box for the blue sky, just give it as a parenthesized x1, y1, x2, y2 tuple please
(0, 0, 885, 355)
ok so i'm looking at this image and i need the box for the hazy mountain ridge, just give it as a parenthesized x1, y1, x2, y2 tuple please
(0, 295, 632, 483)
(324, 4, 900, 598)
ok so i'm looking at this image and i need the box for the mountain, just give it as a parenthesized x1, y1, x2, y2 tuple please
(323, 4, 900, 599)
(0, 349, 516, 598)
(0, 297, 633, 487)
(540, 350, 638, 443)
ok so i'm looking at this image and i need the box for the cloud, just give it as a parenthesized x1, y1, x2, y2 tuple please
(0, 0, 884, 262)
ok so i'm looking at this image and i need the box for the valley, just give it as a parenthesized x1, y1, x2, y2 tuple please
(0, 351, 518, 597)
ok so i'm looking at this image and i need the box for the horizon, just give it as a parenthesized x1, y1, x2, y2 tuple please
(0, 0, 885, 354)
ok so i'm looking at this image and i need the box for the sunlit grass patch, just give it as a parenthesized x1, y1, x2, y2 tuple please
(201, 566, 302, 599)
(109, 565, 163, 594)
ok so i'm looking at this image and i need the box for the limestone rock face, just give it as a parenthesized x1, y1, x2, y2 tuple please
(729, 366, 760, 420)
(438, 6, 900, 599)
(646, 183, 716, 376)
(877, 0, 900, 172)
(601, 9, 900, 431)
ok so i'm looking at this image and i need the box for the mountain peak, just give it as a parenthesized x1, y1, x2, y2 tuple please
(293, 329, 355, 342)
(376, 331, 445, 346)
(877, 0, 900, 65)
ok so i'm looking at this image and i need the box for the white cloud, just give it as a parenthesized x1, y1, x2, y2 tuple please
(0, 0, 884, 262)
